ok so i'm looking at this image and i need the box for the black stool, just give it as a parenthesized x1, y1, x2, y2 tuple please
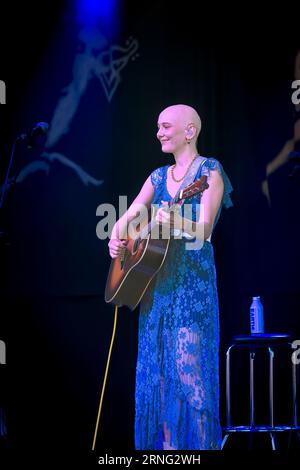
(221, 333, 300, 450)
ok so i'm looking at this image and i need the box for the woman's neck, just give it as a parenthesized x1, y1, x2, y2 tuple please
(173, 148, 198, 167)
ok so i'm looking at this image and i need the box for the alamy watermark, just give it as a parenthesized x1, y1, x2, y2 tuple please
(291, 340, 300, 365)
(291, 80, 300, 105)
(0, 80, 6, 104)
(96, 197, 205, 250)
(0, 339, 6, 364)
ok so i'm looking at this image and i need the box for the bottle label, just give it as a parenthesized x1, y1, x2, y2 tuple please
(250, 303, 264, 334)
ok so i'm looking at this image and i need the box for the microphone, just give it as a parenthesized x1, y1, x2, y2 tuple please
(27, 122, 49, 149)
(0, 122, 49, 211)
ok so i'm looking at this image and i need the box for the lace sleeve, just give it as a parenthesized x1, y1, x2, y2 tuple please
(201, 158, 233, 208)
(150, 166, 166, 190)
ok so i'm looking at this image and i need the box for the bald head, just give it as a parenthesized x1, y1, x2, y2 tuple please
(159, 104, 202, 138)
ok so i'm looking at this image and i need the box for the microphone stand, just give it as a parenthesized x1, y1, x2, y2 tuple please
(0, 122, 50, 247)
(0, 133, 27, 247)
(0, 124, 48, 449)
(0, 132, 27, 449)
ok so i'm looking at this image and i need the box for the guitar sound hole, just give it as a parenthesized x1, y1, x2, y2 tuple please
(132, 237, 140, 254)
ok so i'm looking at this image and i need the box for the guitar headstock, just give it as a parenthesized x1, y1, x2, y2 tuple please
(179, 175, 209, 201)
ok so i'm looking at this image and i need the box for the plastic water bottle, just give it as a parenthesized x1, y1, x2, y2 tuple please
(250, 296, 264, 334)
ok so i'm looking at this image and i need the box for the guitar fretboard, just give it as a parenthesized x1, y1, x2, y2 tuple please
(134, 175, 207, 241)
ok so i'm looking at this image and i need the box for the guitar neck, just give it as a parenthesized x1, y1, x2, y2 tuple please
(134, 175, 208, 240)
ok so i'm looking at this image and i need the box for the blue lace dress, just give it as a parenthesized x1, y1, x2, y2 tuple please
(134, 157, 233, 450)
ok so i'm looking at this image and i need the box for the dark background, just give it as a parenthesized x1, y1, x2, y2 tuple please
(0, 0, 299, 459)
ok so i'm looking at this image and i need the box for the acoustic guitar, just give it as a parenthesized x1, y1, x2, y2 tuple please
(105, 175, 209, 310)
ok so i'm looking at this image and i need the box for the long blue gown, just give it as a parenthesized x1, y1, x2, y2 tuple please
(134, 157, 233, 450)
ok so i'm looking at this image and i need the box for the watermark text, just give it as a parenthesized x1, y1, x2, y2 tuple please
(0, 339, 6, 364)
(96, 197, 205, 250)
(291, 80, 300, 105)
(0, 80, 6, 104)
(292, 339, 300, 365)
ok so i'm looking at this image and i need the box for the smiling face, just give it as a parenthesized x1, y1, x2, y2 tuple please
(156, 104, 201, 154)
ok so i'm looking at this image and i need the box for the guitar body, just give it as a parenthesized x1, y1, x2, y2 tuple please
(104, 174, 208, 311)
(104, 234, 170, 311)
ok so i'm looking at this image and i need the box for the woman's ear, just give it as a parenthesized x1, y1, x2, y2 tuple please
(185, 125, 196, 138)
(184, 126, 196, 145)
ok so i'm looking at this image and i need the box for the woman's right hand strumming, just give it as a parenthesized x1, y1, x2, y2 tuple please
(108, 173, 154, 259)
(108, 238, 128, 259)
